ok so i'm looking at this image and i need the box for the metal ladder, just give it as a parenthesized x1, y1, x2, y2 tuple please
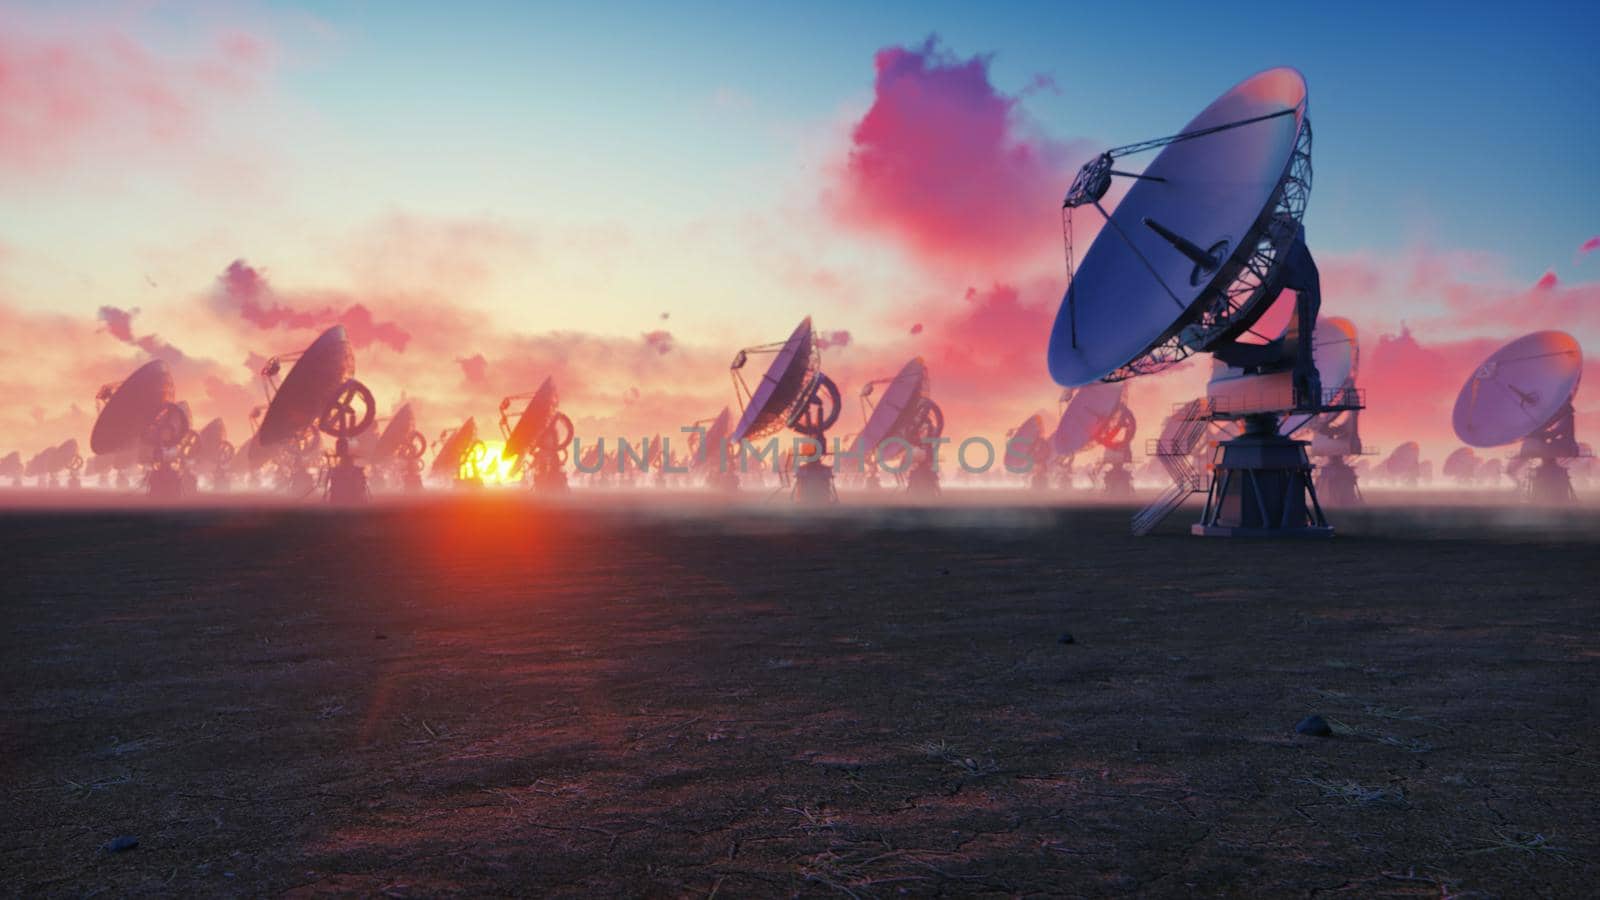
(1131, 400, 1212, 536)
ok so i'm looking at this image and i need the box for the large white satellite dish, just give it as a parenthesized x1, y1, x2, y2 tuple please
(1051, 67, 1358, 536)
(1451, 330, 1583, 502)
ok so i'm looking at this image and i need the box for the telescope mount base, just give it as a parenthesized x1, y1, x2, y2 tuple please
(906, 462, 940, 498)
(1193, 415, 1332, 538)
(1314, 456, 1362, 507)
(793, 460, 837, 504)
(1526, 458, 1575, 504)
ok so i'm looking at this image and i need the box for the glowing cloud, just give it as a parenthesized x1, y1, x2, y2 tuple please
(828, 37, 1083, 270)
(0, 17, 274, 180)
(213, 260, 412, 352)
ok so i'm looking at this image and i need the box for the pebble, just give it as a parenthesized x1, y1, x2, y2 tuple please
(102, 836, 138, 853)
(1296, 714, 1332, 737)
(1057, 632, 1076, 645)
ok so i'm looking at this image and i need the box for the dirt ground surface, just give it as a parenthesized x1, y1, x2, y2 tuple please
(3, 492, 1598, 897)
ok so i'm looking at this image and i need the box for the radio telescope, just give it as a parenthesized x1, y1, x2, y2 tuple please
(849, 357, 945, 496)
(1051, 67, 1360, 536)
(499, 377, 574, 493)
(1005, 412, 1054, 490)
(1442, 447, 1482, 485)
(729, 316, 842, 503)
(432, 416, 487, 487)
(1050, 382, 1135, 496)
(90, 359, 192, 498)
(1378, 442, 1423, 487)
(1, 450, 21, 486)
(689, 407, 739, 491)
(371, 402, 427, 491)
(1452, 330, 1583, 503)
(254, 326, 376, 503)
(28, 439, 85, 489)
(187, 418, 236, 492)
(1279, 316, 1364, 505)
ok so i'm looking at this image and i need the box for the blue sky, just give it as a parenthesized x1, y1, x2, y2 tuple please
(276, 0, 1600, 277)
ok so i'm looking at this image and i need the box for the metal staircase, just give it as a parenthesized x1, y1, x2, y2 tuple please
(1131, 399, 1213, 536)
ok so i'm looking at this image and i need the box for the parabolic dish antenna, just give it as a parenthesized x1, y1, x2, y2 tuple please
(1, 450, 21, 484)
(1443, 447, 1481, 482)
(1451, 331, 1581, 449)
(431, 416, 486, 483)
(1051, 66, 1358, 537)
(692, 406, 734, 473)
(373, 403, 425, 461)
(1280, 316, 1359, 435)
(256, 325, 375, 448)
(690, 406, 740, 491)
(1049, 67, 1310, 385)
(1050, 381, 1126, 457)
(728, 316, 842, 503)
(849, 357, 944, 495)
(1006, 412, 1050, 472)
(731, 317, 821, 444)
(89, 360, 186, 456)
(498, 377, 574, 492)
(1452, 330, 1583, 503)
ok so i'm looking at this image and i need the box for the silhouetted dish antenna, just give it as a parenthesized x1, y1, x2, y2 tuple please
(371, 402, 427, 491)
(89, 359, 192, 497)
(729, 316, 842, 503)
(1282, 316, 1364, 506)
(1005, 411, 1054, 490)
(255, 326, 376, 502)
(27, 439, 84, 488)
(189, 417, 237, 491)
(1053, 67, 1360, 536)
(1379, 441, 1423, 486)
(499, 376, 574, 492)
(1046, 382, 1136, 496)
(1443, 446, 1482, 484)
(1452, 330, 1583, 503)
(689, 406, 739, 491)
(850, 357, 944, 496)
(432, 416, 487, 486)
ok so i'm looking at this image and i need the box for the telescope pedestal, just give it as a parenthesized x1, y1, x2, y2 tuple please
(1314, 456, 1361, 506)
(709, 470, 740, 492)
(1526, 458, 1575, 504)
(794, 460, 836, 504)
(535, 469, 570, 493)
(327, 462, 369, 504)
(1194, 415, 1331, 538)
(148, 465, 183, 500)
(906, 462, 940, 498)
(1103, 464, 1134, 499)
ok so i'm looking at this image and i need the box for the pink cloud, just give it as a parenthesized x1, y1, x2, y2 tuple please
(827, 37, 1085, 271)
(817, 329, 852, 350)
(909, 323, 924, 335)
(0, 17, 275, 179)
(1535, 270, 1559, 290)
(456, 353, 489, 385)
(643, 330, 674, 355)
(97, 305, 183, 362)
(97, 306, 136, 343)
(1580, 236, 1600, 256)
(213, 260, 412, 352)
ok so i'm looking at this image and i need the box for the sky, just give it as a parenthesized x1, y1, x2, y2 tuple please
(1, 0, 1597, 471)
